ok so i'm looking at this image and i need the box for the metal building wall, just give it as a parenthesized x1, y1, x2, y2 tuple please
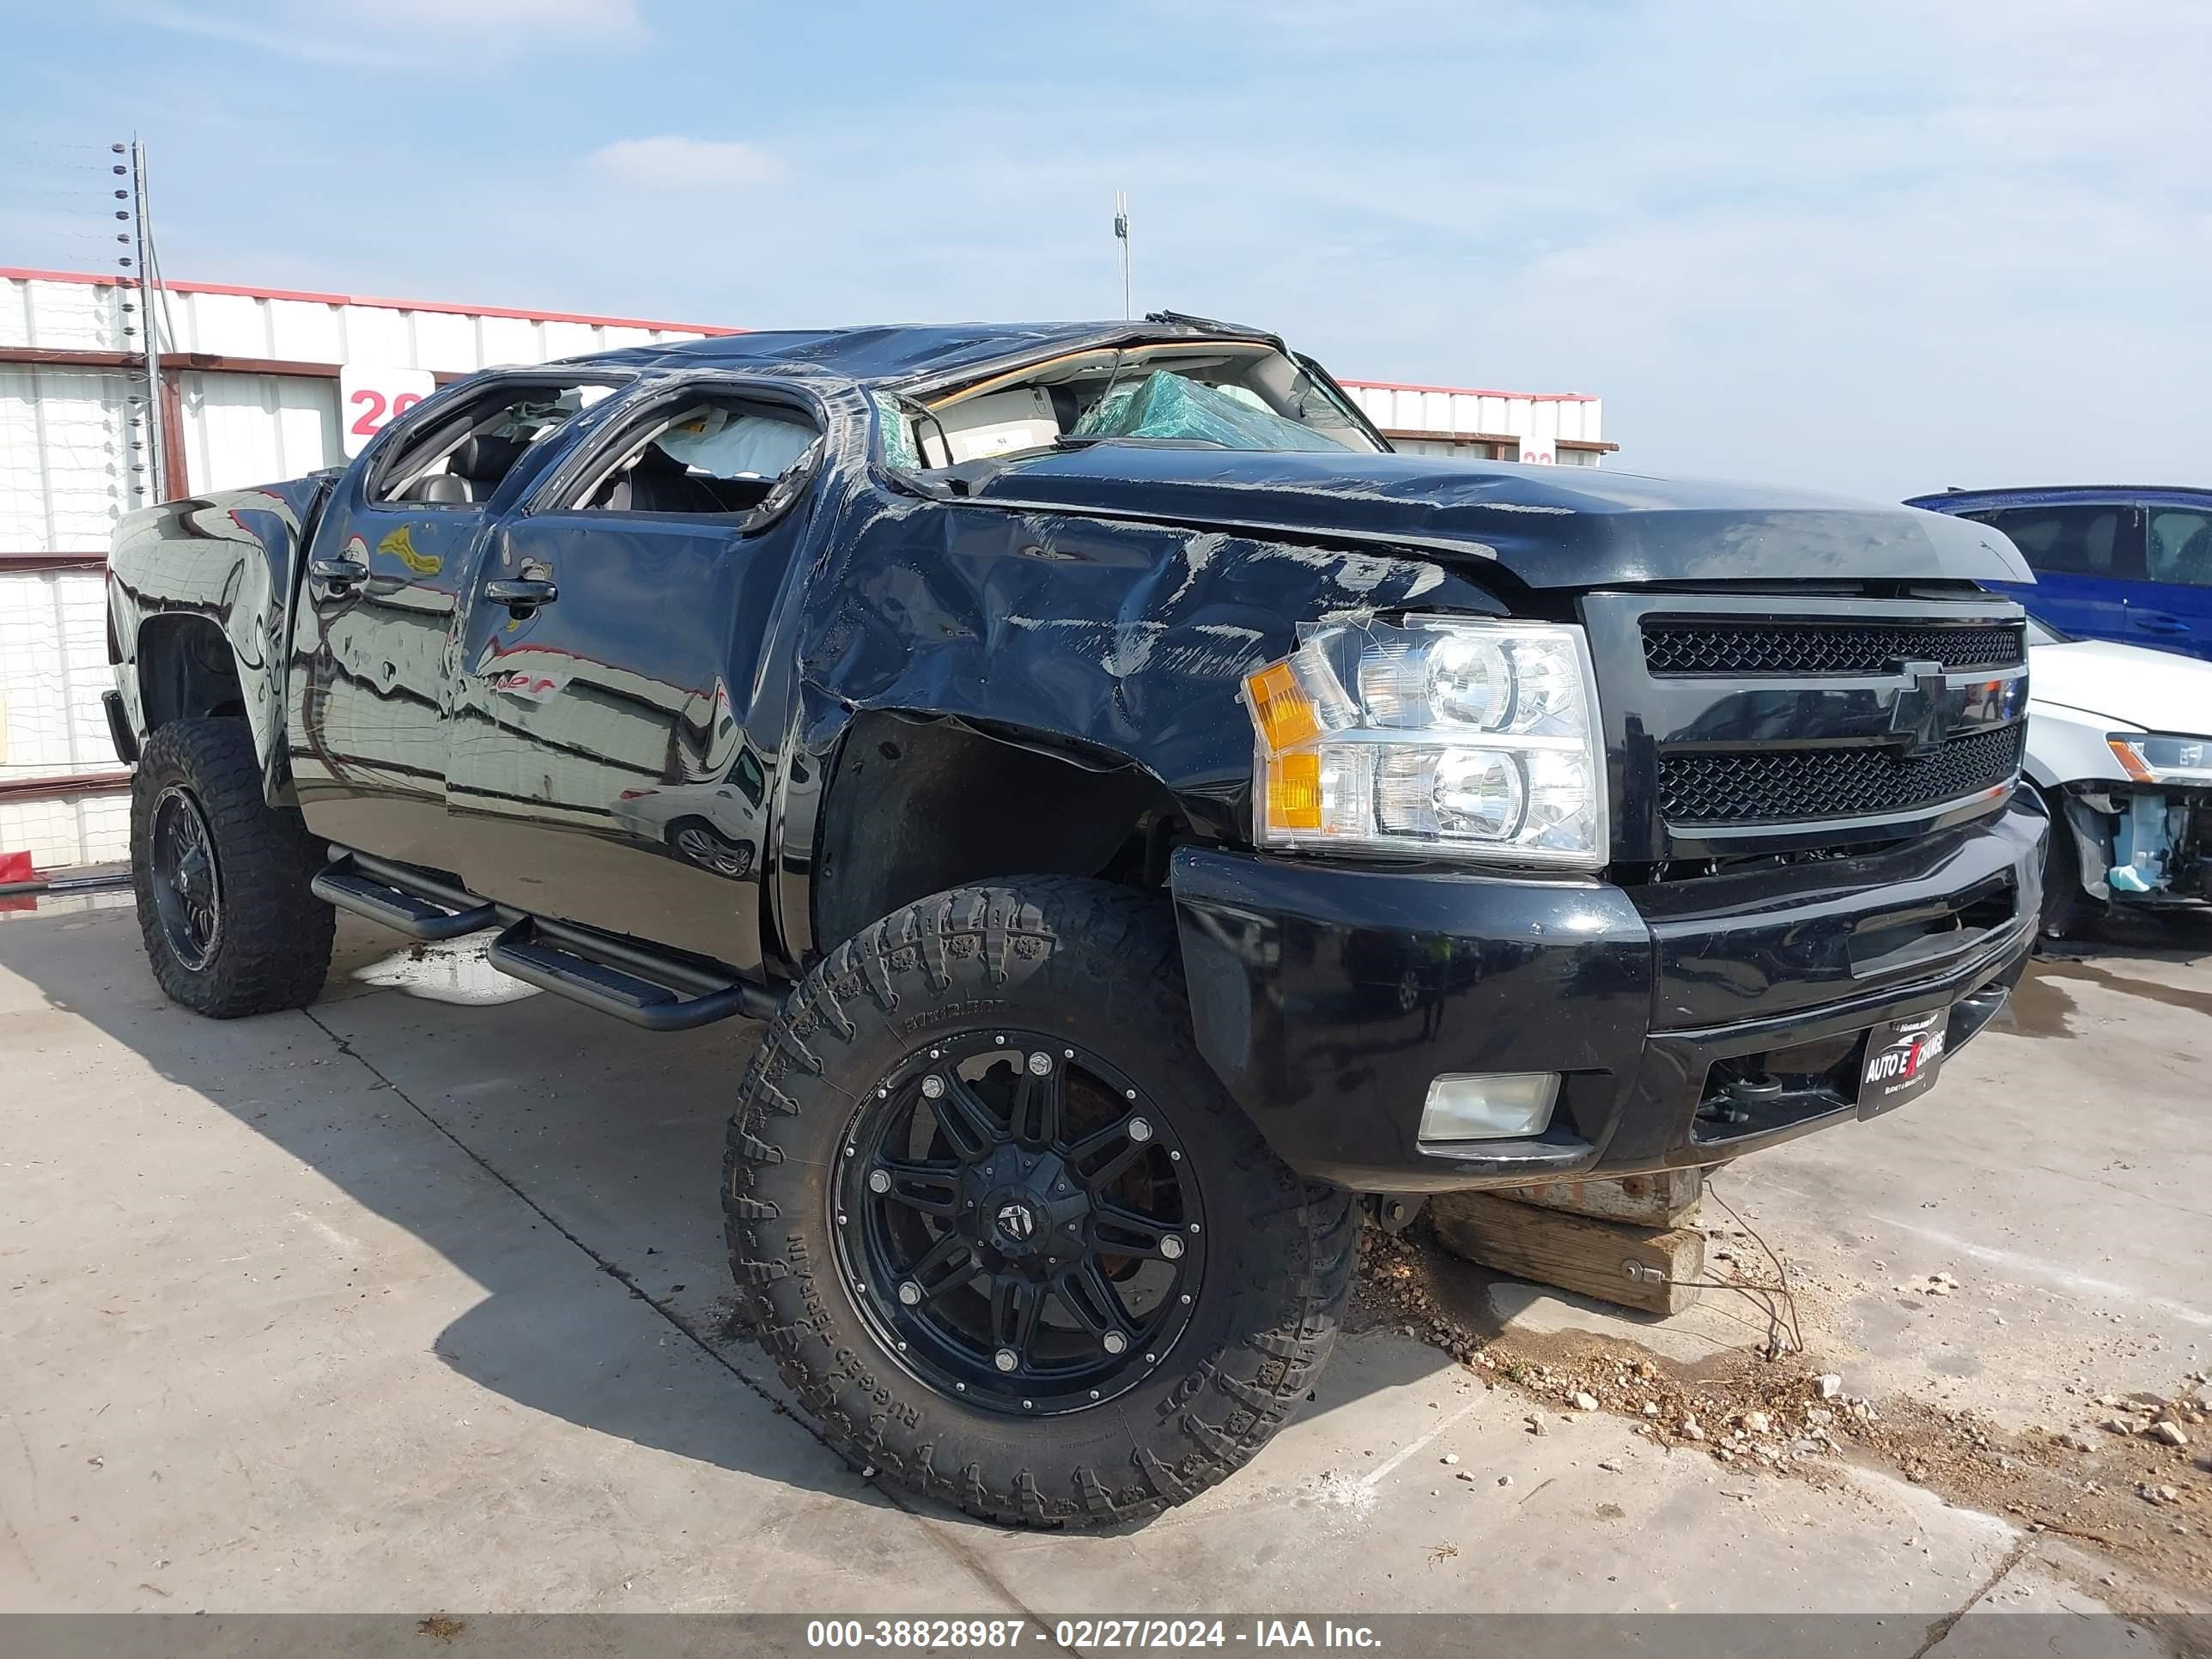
(1339, 380, 1608, 466)
(1, 271, 153, 868)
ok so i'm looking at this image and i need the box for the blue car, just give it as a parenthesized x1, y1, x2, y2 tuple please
(1905, 485, 2212, 661)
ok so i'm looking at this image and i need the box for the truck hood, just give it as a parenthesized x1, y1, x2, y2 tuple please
(2029, 637, 2212, 734)
(966, 446, 2030, 590)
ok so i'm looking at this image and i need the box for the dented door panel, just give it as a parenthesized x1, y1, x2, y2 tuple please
(442, 508, 804, 969)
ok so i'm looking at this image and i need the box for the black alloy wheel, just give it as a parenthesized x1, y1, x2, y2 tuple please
(835, 1030, 1203, 1414)
(149, 782, 223, 971)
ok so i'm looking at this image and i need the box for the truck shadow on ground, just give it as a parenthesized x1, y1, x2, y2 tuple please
(0, 901, 1476, 1534)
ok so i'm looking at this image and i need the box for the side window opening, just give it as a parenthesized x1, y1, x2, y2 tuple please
(1966, 504, 2138, 580)
(2148, 509, 2212, 588)
(564, 395, 822, 518)
(879, 341, 1381, 471)
(374, 380, 617, 505)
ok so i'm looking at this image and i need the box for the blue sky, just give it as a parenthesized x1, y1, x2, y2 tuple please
(6, 0, 2206, 497)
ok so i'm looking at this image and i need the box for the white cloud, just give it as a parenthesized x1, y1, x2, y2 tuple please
(585, 137, 785, 191)
(343, 0, 642, 34)
(139, 0, 643, 62)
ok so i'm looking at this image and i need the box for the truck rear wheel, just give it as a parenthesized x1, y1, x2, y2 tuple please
(130, 718, 335, 1018)
(724, 878, 1354, 1528)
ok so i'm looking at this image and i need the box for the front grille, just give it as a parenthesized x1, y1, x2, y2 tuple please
(1644, 621, 2025, 677)
(1658, 724, 2025, 827)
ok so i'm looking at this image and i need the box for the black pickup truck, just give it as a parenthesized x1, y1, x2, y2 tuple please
(103, 313, 2044, 1527)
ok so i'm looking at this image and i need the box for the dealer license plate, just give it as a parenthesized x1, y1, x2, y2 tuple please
(1856, 1008, 1950, 1118)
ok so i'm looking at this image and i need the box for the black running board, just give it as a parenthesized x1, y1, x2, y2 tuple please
(313, 852, 498, 940)
(487, 916, 778, 1031)
(313, 849, 777, 1030)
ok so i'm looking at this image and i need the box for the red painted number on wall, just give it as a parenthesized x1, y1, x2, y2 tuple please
(348, 387, 422, 439)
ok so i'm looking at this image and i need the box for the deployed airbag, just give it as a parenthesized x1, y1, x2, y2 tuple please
(659, 408, 817, 478)
(1076, 371, 1350, 453)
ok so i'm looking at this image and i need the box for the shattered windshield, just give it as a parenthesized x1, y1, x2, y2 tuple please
(1073, 372, 1352, 452)
(882, 342, 1381, 469)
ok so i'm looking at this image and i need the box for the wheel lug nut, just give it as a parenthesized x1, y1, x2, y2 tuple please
(994, 1348, 1018, 1372)
(897, 1280, 921, 1306)
(1159, 1235, 1184, 1260)
(1028, 1052, 1051, 1076)
(1103, 1332, 1127, 1355)
(921, 1074, 945, 1099)
(868, 1170, 891, 1194)
(1127, 1117, 1152, 1143)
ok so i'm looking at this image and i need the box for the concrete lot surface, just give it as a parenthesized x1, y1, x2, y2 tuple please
(3, 896, 2208, 1652)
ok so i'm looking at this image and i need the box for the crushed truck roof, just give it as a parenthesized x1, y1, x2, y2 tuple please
(573, 315, 1272, 386)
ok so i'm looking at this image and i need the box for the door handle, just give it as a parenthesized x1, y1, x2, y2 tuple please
(2132, 614, 2187, 635)
(307, 556, 368, 592)
(484, 578, 559, 610)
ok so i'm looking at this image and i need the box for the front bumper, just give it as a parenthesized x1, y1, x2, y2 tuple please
(1170, 792, 2045, 1193)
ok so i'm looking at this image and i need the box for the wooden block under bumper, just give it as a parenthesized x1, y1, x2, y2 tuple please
(1429, 1189, 1706, 1316)
(1494, 1168, 1705, 1227)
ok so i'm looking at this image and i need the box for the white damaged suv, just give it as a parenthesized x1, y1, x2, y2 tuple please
(2025, 617, 2212, 933)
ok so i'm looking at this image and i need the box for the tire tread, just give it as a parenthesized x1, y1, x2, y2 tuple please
(130, 718, 334, 1018)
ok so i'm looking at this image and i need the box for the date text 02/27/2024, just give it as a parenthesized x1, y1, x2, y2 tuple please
(804, 1620, 1382, 1650)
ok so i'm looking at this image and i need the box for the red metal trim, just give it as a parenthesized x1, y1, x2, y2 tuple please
(0, 265, 130, 288)
(2, 265, 741, 337)
(0, 345, 138, 369)
(167, 352, 340, 378)
(1342, 377, 1598, 404)
(1379, 427, 1523, 447)
(0, 769, 133, 804)
(1557, 438, 1620, 453)
(0, 552, 106, 572)
(2, 345, 347, 380)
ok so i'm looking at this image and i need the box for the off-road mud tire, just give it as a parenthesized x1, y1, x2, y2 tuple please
(724, 878, 1355, 1528)
(131, 717, 335, 1017)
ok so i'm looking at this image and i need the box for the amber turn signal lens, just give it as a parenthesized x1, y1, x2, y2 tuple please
(1245, 662, 1321, 753)
(1266, 751, 1324, 830)
(2107, 739, 2156, 782)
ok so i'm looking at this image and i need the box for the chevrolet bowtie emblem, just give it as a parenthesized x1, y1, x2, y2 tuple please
(1887, 660, 1951, 758)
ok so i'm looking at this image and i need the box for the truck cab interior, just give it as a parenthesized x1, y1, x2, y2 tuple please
(374, 380, 820, 518)
(571, 397, 820, 516)
(378, 381, 616, 505)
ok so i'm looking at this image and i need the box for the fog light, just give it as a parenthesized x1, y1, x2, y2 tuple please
(1418, 1073, 1559, 1144)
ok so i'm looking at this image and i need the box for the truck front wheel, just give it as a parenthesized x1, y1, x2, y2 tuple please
(130, 718, 335, 1018)
(725, 878, 1354, 1528)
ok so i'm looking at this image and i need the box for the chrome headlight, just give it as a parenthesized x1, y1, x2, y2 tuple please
(2109, 733, 2212, 785)
(1243, 616, 1608, 869)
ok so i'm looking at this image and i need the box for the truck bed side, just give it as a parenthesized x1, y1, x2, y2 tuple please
(106, 472, 337, 800)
